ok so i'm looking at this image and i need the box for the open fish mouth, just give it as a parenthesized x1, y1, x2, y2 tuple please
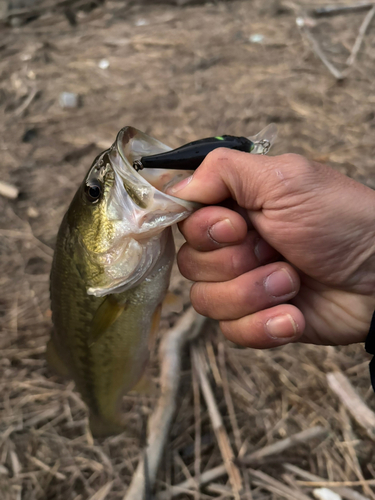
(107, 126, 198, 234)
(86, 127, 198, 297)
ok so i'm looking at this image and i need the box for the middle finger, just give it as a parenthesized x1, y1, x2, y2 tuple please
(177, 231, 278, 282)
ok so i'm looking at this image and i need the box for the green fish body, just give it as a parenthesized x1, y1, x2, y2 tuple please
(49, 127, 195, 436)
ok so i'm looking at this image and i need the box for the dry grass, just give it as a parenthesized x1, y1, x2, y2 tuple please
(1, 0, 375, 498)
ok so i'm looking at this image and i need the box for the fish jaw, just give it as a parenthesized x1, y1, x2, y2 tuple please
(83, 127, 198, 297)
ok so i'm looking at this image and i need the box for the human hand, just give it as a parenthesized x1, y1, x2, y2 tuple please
(168, 150, 375, 348)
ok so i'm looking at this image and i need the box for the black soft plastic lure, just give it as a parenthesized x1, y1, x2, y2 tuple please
(133, 135, 256, 171)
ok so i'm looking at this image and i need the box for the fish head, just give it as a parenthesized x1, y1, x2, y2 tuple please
(68, 127, 197, 297)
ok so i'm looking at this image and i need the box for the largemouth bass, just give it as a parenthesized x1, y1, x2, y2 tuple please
(49, 127, 196, 437)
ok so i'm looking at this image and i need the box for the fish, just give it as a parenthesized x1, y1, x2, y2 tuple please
(48, 126, 196, 437)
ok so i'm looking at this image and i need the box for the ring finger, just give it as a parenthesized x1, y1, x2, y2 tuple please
(190, 262, 300, 320)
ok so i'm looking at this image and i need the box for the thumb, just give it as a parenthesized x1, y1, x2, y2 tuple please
(166, 147, 294, 210)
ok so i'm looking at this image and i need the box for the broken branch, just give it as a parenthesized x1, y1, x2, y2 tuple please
(123, 308, 206, 500)
(327, 371, 375, 439)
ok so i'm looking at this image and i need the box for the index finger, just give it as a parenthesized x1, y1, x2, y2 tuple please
(167, 149, 309, 211)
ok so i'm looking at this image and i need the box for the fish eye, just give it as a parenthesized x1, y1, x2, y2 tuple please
(85, 181, 102, 203)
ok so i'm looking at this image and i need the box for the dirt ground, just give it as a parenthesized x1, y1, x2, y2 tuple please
(1, 0, 375, 499)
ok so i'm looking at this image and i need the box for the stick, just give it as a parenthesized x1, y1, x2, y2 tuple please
(157, 426, 327, 498)
(339, 406, 374, 499)
(285, 463, 370, 500)
(248, 468, 312, 500)
(191, 345, 201, 497)
(13, 87, 38, 117)
(218, 343, 253, 499)
(192, 345, 243, 499)
(123, 308, 206, 500)
(297, 23, 345, 80)
(0, 181, 19, 200)
(89, 482, 114, 500)
(326, 372, 375, 439)
(313, 3, 375, 16)
(239, 426, 327, 464)
(346, 5, 375, 65)
(217, 343, 242, 453)
(299, 480, 375, 488)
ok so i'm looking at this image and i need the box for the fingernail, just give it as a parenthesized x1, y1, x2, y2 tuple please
(254, 237, 275, 263)
(167, 175, 193, 195)
(208, 219, 238, 244)
(265, 269, 295, 298)
(266, 314, 297, 339)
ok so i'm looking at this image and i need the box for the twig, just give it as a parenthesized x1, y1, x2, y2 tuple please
(327, 372, 375, 439)
(191, 345, 201, 497)
(299, 481, 375, 488)
(285, 463, 370, 500)
(205, 339, 222, 387)
(313, 2, 375, 16)
(299, 3, 375, 79)
(13, 87, 38, 118)
(3, 0, 101, 20)
(0, 228, 53, 260)
(297, 22, 345, 80)
(26, 454, 66, 481)
(339, 406, 375, 499)
(123, 308, 206, 500)
(0, 181, 19, 200)
(88, 482, 114, 500)
(249, 468, 312, 500)
(217, 342, 242, 454)
(206, 483, 234, 496)
(239, 426, 327, 464)
(218, 343, 253, 499)
(158, 426, 327, 498)
(192, 345, 243, 499)
(346, 5, 375, 65)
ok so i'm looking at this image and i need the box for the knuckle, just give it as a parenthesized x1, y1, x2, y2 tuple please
(229, 251, 248, 277)
(278, 153, 314, 178)
(219, 320, 232, 338)
(234, 282, 253, 309)
(229, 248, 252, 277)
(190, 283, 210, 315)
(260, 154, 317, 203)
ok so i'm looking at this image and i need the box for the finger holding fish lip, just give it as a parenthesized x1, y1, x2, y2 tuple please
(189, 262, 300, 321)
(177, 231, 279, 282)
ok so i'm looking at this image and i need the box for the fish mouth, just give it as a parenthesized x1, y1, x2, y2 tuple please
(106, 126, 199, 235)
(86, 127, 198, 297)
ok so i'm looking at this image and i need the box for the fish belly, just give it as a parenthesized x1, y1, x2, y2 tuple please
(50, 224, 175, 436)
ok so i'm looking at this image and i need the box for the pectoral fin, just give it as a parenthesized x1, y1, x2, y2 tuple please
(90, 296, 127, 344)
(148, 303, 162, 351)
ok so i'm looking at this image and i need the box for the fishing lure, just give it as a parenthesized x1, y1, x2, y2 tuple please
(133, 123, 277, 172)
